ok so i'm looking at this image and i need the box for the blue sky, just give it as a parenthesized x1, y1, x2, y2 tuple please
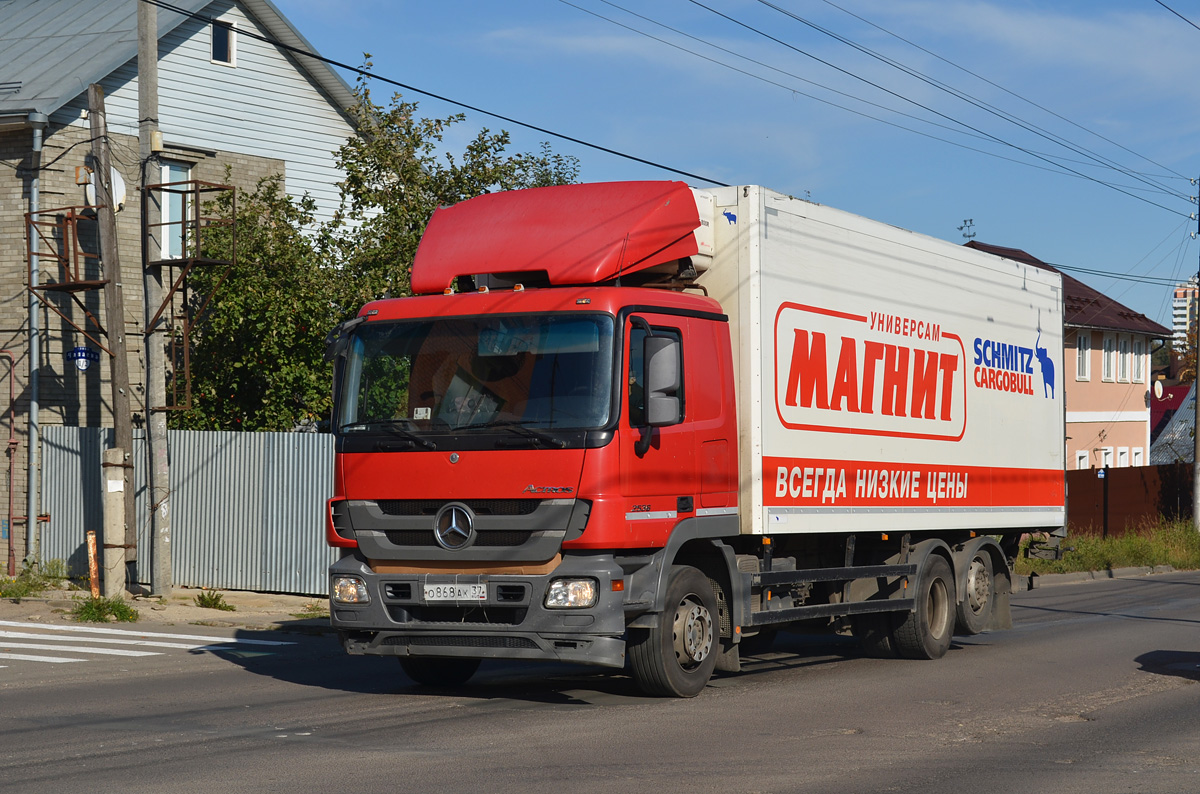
(273, 0, 1200, 330)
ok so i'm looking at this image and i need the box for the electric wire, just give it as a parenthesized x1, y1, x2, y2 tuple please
(684, 0, 1189, 217)
(752, 0, 1185, 201)
(816, 0, 1189, 184)
(139, 0, 729, 186)
(571, 0, 1180, 198)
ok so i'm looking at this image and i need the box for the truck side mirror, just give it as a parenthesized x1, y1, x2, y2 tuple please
(643, 335, 682, 427)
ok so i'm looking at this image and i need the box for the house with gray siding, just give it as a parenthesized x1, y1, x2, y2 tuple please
(0, 0, 356, 571)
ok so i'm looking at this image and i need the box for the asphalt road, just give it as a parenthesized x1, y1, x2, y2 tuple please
(2, 571, 1198, 794)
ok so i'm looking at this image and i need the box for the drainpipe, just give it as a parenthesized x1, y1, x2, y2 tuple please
(26, 111, 47, 570)
(3, 350, 15, 576)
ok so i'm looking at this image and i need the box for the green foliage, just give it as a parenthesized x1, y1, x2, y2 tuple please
(170, 63, 579, 432)
(72, 596, 139, 623)
(193, 589, 236, 611)
(0, 559, 68, 599)
(1014, 521, 1200, 575)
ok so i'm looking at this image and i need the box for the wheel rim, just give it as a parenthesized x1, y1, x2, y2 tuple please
(964, 556, 991, 616)
(927, 578, 950, 640)
(672, 595, 714, 670)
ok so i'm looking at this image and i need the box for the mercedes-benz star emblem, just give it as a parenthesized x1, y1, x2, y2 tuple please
(433, 503, 475, 550)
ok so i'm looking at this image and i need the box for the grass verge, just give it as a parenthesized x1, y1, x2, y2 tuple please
(1015, 520, 1200, 576)
(0, 559, 69, 599)
(72, 596, 139, 623)
(194, 590, 236, 611)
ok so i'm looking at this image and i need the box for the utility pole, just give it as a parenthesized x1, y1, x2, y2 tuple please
(88, 83, 134, 587)
(139, 1, 172, 596)
(1193, 177, 1200, 533)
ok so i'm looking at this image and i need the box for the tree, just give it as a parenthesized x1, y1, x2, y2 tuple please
(171, 73, 579, 431)
(173, 174, 346, 431)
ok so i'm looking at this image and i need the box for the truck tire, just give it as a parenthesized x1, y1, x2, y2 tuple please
(894, 554, 955, 660)
(955, 550, 994, 635)
(399, 656, 481, 687)
(628, 565, 718, 697)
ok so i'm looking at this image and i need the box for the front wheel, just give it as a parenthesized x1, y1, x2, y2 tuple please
(628, 565, 719, 697)
(399, 656, 481, 687)
(894, 554, 955, 660)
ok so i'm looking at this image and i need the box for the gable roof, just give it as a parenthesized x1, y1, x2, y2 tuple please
(0, 0, 355, 124)
(965, 240, 1170, 338)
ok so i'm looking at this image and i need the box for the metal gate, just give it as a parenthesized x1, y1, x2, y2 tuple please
(41, 427, 334, 595)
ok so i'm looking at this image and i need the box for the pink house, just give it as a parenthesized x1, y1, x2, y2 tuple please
(967, 242, 1169, 470)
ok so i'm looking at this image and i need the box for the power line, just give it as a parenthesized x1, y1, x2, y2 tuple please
(686, 0, 1190, 218)
(818, 0, 1189, 184)
(140, 0, 729, 187)
(746, 0, 1189, 203)
(1154, 0, 1200, 33)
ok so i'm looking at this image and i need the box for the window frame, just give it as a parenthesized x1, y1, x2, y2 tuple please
(1102, 334, 1116, 382)
(1075, 450, 1089, 470)
(211, 19, 236, 66)
(1075, 332, 1091, 381)
(1132, 338, 1145, 383)
(1117, 335, 1130, 383)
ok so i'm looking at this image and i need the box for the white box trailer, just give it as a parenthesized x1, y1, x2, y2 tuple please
(695, 185, 1066, 538)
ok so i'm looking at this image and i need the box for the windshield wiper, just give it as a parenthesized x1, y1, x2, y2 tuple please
(340, 419, 437, 450)
(462, 420, 567, 449)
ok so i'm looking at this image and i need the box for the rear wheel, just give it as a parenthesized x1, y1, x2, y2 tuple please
(895, 554, 955, 660)
(399, 656, 481, 687)
(629, 565, 718, 697)
(955, 550, 994, 635)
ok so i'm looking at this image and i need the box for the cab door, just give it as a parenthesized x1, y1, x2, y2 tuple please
(619, 314, 697, 545)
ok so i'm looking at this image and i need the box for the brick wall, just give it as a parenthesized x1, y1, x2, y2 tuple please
(1, 120, 285, 570)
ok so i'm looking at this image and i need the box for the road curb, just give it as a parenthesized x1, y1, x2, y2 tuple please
(1015, 564, 1177, 591)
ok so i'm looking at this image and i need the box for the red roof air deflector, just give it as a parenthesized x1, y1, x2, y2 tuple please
(410, 181, 700, 294)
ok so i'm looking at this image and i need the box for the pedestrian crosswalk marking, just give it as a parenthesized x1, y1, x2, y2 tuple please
(0, 653, 84, 664)
(0, 629, 232, 651)
(0, 621, 296, 646)
(0, 642, 160, 657)
(0, 619, 298, 668)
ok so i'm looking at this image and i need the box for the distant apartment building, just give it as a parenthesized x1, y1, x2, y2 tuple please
(1173, 276, 1198, 348)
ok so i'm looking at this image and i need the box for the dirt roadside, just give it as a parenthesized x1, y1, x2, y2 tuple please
(0, 586, 334, 635)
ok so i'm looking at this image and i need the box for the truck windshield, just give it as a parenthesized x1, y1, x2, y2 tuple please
(337, 314, 615, 436)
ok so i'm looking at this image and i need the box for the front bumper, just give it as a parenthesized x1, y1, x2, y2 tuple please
(329, 552, 628, 668)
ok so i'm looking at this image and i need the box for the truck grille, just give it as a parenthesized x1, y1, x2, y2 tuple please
(390, 605, 528, 625)
(375, 499, 540, 516)
(383, 529, 534, 547)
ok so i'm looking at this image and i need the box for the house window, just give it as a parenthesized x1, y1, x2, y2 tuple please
(1102, 334, 1115, 381)
(161, 161, 191, 259)
(1132, 338, 1145, 383)
(1076, 450, 1089, 470)
(1118, 336, 1130, 382)
(1117, 447, 1129, 467)
(212, 20, 236, 65)
(1132, 448, 1143, 467)
(1101, 447, 1113, 468)
(1076, 333, 1090, 380)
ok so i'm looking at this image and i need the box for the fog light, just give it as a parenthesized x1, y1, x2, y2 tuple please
(544, 578, 598, 609)
(331, 576, 370, 605)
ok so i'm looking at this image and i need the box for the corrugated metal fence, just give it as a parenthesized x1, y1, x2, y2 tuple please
(41, 427, 335, 595)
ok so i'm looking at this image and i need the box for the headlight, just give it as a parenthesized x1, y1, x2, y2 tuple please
(544, 578, 598, 609)
(331, 576, 370, 604)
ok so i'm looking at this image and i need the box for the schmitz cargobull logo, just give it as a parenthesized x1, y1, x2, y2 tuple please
(773, 303, 967, 441)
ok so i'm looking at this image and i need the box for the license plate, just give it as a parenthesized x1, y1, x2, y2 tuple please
(423, 583, 486, 601)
